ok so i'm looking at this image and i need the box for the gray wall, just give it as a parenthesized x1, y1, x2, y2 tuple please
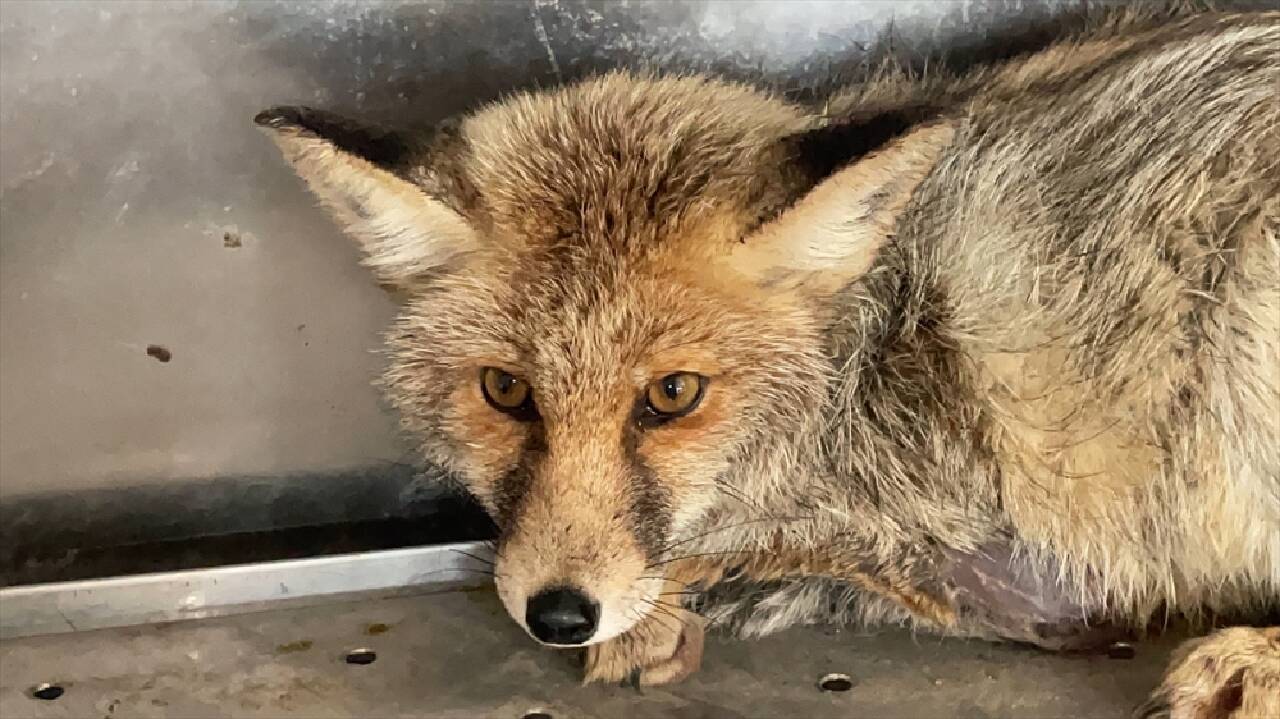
(11, 0, 1235, 576)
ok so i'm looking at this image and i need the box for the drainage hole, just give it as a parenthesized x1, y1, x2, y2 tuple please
(344, 648, 377, 665)
(31, 683, 65, 701)
(522, 712, 553, 719)
(1107, 642, 1136, 660)
(818, 673, 854, 692)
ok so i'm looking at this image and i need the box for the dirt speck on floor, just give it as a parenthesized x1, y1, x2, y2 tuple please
(145, 345, 172, 363)
(208, 223, 254, 250)
(274, 640, 313, 654)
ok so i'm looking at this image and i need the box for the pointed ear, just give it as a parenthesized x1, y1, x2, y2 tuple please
(731, 113, 955, 294)
(255, 106, 477, 287)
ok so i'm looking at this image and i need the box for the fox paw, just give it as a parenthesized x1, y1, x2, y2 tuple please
(1138, 626, 1280, 719)
(582, 609, 705, 687)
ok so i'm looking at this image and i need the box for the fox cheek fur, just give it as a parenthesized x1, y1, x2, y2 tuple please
(377, 268, 835, 646)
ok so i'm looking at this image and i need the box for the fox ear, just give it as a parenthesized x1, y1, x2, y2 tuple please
(255, 106, 476, 288)
(731, 112, 955, 294)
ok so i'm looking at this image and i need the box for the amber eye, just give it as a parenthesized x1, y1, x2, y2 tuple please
(481, 368, 535, 418)
(644, 373, 706, 422)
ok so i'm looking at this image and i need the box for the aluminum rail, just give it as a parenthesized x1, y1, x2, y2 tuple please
(0, 541, 494, 640)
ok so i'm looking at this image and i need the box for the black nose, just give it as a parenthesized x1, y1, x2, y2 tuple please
(525, 587, 599, 645)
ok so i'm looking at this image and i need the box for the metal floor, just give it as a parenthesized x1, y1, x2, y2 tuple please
(0, 586, 1181, 719)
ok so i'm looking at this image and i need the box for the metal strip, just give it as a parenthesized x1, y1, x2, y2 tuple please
(0, 541, 494, 640)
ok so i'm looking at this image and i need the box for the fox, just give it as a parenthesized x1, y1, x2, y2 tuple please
(256, 5, 1280, 716)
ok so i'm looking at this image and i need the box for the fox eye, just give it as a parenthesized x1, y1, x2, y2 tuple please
(643, 373, 706, 423)
(481, 368, 537, 419)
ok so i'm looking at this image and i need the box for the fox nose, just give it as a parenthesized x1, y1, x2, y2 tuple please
(525, 586, 599, 645)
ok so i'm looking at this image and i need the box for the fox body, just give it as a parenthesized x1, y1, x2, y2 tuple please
(259, 7, 1280, 715)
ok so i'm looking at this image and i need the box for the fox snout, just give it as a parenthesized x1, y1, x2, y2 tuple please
(500, 559, 661, 648)
(524, 586, 600, 645)
(491, 470, 666, 647)
(499, 559, 641, 648)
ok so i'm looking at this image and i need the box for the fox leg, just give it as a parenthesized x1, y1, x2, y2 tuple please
(1137, 626, 1280, 719)
(581, 548, 954, 686)
(733, 539, 1130, 652)
(582, 539, 1125, 686)
(722, 545, 961, 628)
(582, 564, 719, 687)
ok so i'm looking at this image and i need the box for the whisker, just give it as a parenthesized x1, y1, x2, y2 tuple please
(714, 479, 771, 514)
(450, 549, 497, 567)
(704, 610, 733, 631)
(411, 567, 497, 581)
(647, 598, 689, 615)
(639, 599, 681, 634)
(636, 575, 697, 587)
(643, 599, 681, 622)
(646, 549, 755, 571)
(637, 604, 679, 636)
(477, 539, 508, 562)
(653, 515, 813, 558)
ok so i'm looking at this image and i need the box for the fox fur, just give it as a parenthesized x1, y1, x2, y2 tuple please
(258, 5, 1280, 715)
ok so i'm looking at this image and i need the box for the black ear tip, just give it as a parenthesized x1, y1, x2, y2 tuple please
(254, 106, 310, 130)
(252, 105, 412, 168)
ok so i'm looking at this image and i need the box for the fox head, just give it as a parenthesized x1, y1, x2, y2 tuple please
(257, 71, 952, 647)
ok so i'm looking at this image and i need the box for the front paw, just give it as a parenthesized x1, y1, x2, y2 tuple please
(582, 608, 706, 687)
(1138, 626, 1280, 719)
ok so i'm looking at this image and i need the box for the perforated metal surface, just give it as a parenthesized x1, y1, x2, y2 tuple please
(0, 587, 1180, 718)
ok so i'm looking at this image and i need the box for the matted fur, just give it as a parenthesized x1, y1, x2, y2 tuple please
(258, 3, 1279, 714)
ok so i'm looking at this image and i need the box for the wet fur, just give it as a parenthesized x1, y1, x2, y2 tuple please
(258, 4, 1280, 714)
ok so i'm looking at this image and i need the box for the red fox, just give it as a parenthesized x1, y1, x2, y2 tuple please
(258, 7, 1279, 716)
